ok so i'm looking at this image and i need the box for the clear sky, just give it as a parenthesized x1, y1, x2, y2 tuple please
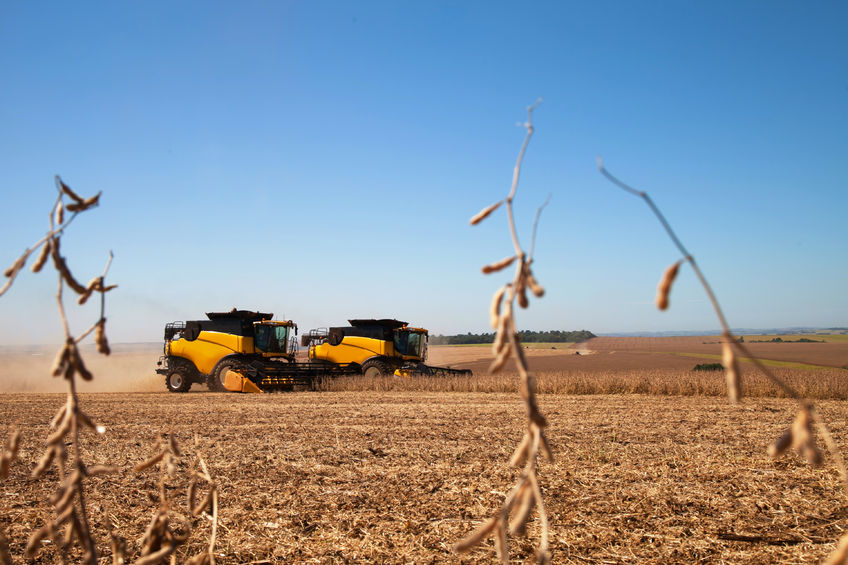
(1, 1, 846, 344)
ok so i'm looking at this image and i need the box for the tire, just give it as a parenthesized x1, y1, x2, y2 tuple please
(361, 359, 394, 378)
(208, 357, 245, 392)
(165, 366, 192, 392)
(165, 357, 199, 392)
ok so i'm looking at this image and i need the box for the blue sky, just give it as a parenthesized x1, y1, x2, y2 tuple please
(1, 1, 846, 344)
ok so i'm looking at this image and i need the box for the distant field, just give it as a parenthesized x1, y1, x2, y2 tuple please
(740, 333, 848, 343)
(429, 336, 848, 382)
(524, 341, 575, 349)
(441, 342, 575, 349)
(1, 337, 845, 395)
(580, 335, 848, 370)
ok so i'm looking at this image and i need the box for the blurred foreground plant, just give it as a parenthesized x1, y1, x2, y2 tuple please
(597, 159, 848, 564)
(458, 100, 553, 564)
(1, 177, 216, 564)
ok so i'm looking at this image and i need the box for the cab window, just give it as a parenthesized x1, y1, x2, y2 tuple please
(255, 325, 290, 354)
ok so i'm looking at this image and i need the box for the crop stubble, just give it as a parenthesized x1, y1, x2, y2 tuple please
(2, 392, 846, 563)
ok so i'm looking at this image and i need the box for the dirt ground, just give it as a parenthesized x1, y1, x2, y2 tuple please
(2, 338, 848, 562)
(2, 392, 848, 564)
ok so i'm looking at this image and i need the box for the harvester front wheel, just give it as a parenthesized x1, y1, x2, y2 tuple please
(208, 358, 242, 392)
(165, 360, 195, 393)
(361, 359, 393, 378)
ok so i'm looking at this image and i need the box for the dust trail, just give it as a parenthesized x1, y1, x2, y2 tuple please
(0, 343, 163, 393)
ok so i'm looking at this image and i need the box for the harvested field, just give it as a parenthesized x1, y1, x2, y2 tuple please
(427, 340, 848, 398)
(315, 366, 848, 399)
(580, 336, 848, 369)
(2, 337, 848, 562)
(2, 392, 847, 563)
(2, 337, 845, 395)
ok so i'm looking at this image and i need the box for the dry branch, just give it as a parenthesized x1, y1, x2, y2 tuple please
(597, 158, 848, 563)
(462, 99, 552, 563)
(2, 177, 131, 564)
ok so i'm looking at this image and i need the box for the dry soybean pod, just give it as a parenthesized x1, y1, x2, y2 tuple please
(489, 285, 507, 329)
(509, 432, 531, 468)
(525, 265, 544, 298)
(69, 345, 93, 381)
(3, 256, 25, 279)
(455, 517, 499, 553)
(187, 480, 198, 515)
(32, 446, 57, 478)
(0, 427, 21, 479)
(57, 177, 84, 203)
(54, 201, 64, 225)
(508, 483, 535, 536)
(192, 488, 215, 516)
(482, 255, 517, 274)
(655, 260, 682, 311)
(0, 529, 12, 565)
(470, 200, 503, 225)
(489, 345, 511, 374)
(537, 427, 554, 462)
(50, 343, 71, 377)
(47, 409, 73, 446)
(792, 406, 823, 466)
(95, 318, 111, 355)
(168, 435, 181, 457)
(721, 335, 740, 403)
(31, 241, 51, 273)
(767, 427, 793, 458)
(24, 525, 50, 559)
(134, 450, 167, 473)
(49, 241, 87, 294)
(824, 533, 848, 565)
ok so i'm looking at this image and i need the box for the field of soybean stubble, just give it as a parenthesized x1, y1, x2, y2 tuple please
(2, 338, 848, 563)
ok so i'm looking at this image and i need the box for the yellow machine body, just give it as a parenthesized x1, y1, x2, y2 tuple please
(309, 325, 428, 366)
(168, 332, 253, 375)
(159, 310, 297, 393)
(159, 312, 469, 392)
(310, 335, 389, 365)
(303, 321, 470, 379)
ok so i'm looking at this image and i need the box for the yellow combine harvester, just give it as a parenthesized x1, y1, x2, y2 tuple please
(156, 310, 470, 393)
(303, 318, 471, 378)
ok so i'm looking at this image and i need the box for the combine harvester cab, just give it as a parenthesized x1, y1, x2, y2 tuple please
(303, 319, 472, 378)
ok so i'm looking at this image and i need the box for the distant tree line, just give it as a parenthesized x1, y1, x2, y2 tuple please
(430, 330, 596, 345)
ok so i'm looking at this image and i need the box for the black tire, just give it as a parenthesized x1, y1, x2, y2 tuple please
(164, 359, 196, 393)
(208, 357, 245, 392)
(361, 359, 394, 378)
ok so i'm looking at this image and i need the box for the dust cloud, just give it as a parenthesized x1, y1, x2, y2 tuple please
(0, 343, 164, 393)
